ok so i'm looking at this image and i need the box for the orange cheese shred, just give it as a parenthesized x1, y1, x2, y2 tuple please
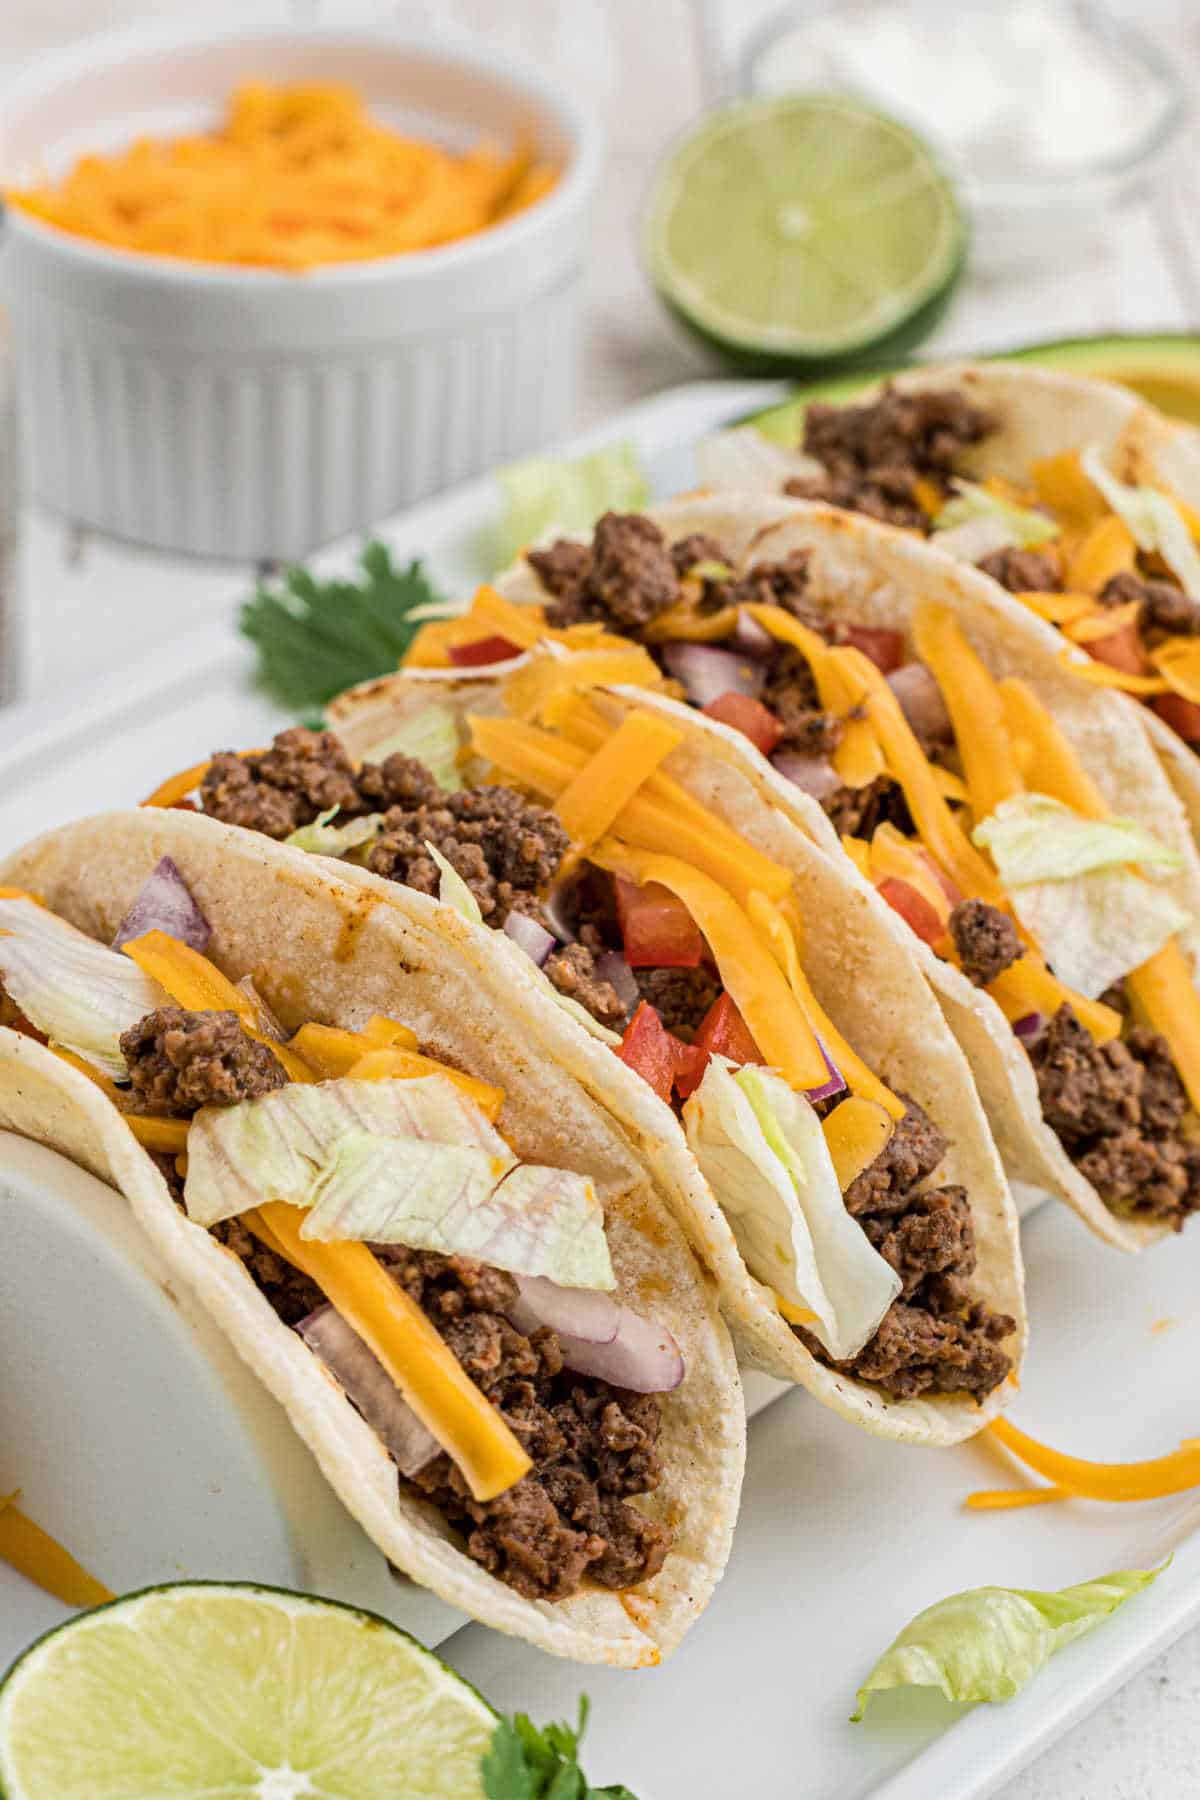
(1064, 600, 1142, 644)
(343, 1046, 505, 1123)
(912, 603, 1024, 822)
(0, 1491, 114, 1608)
(964, 1486, 1069, 1511)
(1065, 515, 1137, 593)
(1126, 940, 1200, 1115)
(554, 711, 684, 847)
(1150, 639, 1200, 705)
(1057, 651, 1168, 695)
(988, 1415, 1200, 1502)
(1030, 450, 1108, 531)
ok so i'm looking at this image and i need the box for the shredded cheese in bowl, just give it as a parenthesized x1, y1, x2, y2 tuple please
(6, 81, 558, 270)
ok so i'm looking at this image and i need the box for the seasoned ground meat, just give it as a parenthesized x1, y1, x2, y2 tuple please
(201, 729, 362, 839)
(760, 647, 844, 756)
(215, 1215, 325, 1324)
(798, 1093, 1015, 1401)
(386, 1249, 671, 1601)
(367, 787, 568, 925)
(541, 513, 682, 634)
(670, 532, 729, 577)
(120, 1008, 286, 1117)
(976, 546, 1061, 593)
(1028, 1005, 1200, 1224)
(725, 552, 815, 621)
(357, 752, 442, 811)
(949, 899, 1023, 987)
(1099, 570, 1200, 638)
(823, 775, 914, 840)
(791, 387, 994, 532)
(527, 538, 591, 606)
(635, 965, 722, 1039)
(543, 942, 628, 1028)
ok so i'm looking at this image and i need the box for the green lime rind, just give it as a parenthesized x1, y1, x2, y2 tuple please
(0, 1580, 497, 1800)
(644, 94, 966, 373)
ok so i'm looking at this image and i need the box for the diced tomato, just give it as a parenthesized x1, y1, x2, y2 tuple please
(668, 1036, 709, 1098)
(841, 626, 905, 674)
(448, 634, 523, 668)
(616, 1001, 684, 1103)
(1088, 623, 1148, 678)
(700, 692, 784, 755)
(1152, 691, 1200, 743)
(673, 992, 763, 1098)
(917, 850, 962, 907)
(876, 876, 945, 946)
(615, 876, 703, 968)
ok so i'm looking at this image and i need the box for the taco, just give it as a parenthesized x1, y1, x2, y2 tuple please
(697, 360, 1200, 848)
(0, 810, 746, 1666)
(140, 666, 1027, 1441)
(403, 486, 1200, 1252)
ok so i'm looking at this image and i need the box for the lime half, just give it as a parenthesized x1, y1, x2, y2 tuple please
(645, 94, 965, 372)
(0, 1582, 496, 1800)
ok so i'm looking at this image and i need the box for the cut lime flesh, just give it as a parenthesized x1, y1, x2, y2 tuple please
(0, 1582, 496, 1800)
(646, 94, 965, 372)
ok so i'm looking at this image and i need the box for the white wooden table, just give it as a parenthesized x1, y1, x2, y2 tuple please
(2, 3, 1200, 1794)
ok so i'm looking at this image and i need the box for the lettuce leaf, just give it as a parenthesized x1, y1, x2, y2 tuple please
(285, 808, 385, 858)
(695, 426, 821, 495)
(362, 703, 464, 793)
(853, 1565, 1164, 1719)
(934, 481, 1060, 547)
(974, 794, 1189, 997)
(1081, 449, 1200, 597)
(0, 896, 169, 1077)
(496, 443, 648, 564)
(427, 843, 483, 925)
(683, 1060, 899, 1360)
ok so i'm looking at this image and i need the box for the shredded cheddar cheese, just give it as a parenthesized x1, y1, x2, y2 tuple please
(985, 1415, 1200, 1503)
(0, 1491, 114, 1608)
(8, 83, 558, 270)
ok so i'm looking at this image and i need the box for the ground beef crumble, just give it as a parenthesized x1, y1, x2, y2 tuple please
(120, 1008, 286, 1116)
(976, 546, 1062, 594)
(788, 387, 995, 532)
(1099, 570, 1200, 639)
(366, 785, 569, 926)
(634, 965, 722, 1040)
(949, 899, 1023, 987)
(538, 512, 682, 633)
(542, 942, 628, 1029)
(201, 728, 364, 839)
(1027, 1004, 1200, 1225)
(798, 1094, 1016, 1402)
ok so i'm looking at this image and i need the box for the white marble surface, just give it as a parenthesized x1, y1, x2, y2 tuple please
(3, 2, 1200, 1794)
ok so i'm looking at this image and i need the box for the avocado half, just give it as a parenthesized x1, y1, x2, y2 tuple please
(749, 331, 1200, 442)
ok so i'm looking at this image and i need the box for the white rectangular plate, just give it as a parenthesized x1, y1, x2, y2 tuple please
(2, 378, 1197, 1798)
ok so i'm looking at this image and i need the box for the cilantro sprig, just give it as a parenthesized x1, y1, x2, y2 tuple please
(481, 1696, 637, 1799)
(240, 541, 443, 714)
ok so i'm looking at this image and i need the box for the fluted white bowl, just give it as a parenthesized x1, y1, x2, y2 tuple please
(0, 23, 602, 560)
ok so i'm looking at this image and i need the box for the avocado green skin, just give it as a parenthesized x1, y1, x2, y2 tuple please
(746, 331, 1200, 443)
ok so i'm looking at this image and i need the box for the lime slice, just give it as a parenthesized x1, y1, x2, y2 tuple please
(645, 94, 965, 372)
(0, 1582, 496, 1800)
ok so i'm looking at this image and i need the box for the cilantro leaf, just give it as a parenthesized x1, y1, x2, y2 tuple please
(480, 1696, 637, 1800)
(239, 541, 443, 713)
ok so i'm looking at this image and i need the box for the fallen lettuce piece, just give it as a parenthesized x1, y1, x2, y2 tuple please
(362, 703, 464, 793)
(974, 794, 1189, 997)
(300, 1129, 614, 1289)
(184, 1075, 506, 1227)
(929, 513, 1022, 566)
(0, 896, 169, 1078)
(496, 442, 648, 565)
(934, 481, 1060, 548)
(683, 1059, 899, 1360)
(427, 842, 484, 926)
(285, 808, 385, 858)
(852, 1565, 1164, 1720)
(1081, 448, 1200, 598)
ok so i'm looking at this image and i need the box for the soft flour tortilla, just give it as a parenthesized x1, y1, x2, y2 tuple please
(334, 484, 1200, 1253)
(0, 809, 745, 1668)
(330, 671, 1027, 1440)
(707, 359, 1200, 852)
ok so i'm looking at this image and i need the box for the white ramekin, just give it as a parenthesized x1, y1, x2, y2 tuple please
(0, 24, 602, 561)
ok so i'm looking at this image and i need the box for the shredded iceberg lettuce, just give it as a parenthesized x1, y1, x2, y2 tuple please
(974, 794, 1189, 998)
(426, 843, 483, 925)
(361, 703, 464, 793)
(285, 808, 385, 858)
(683, 1059, 899, 1361)
(1081, 448, 1200, 597)
(0, 897, 169, 1077)
(695, 426, 822, 495)
(934, 481, 1059, 548)
(853, 1564, 1163, 1719)
(496, 442, 648, 565)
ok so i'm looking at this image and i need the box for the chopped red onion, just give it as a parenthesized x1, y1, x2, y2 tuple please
(111, 856, 211, 953)
(296, 1304, 440, 1477)
(886, 662, 951, 744)
(541, 875, 579, 944)
(552, 1304, 684, 1393)
(661, 643, 764, 709)
(1012, 1011, 1046, 1043)
(733, 609, 775, 657)
(805, 1038, 847, 1105)
(771, 751, 842, 803)
(503, 909, 555, 967)
(508, 1274, 620, 1345)
(594, 950, 639, 1013)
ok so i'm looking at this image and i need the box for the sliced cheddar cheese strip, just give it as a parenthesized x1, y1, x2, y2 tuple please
(555, 710, 683, 847)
